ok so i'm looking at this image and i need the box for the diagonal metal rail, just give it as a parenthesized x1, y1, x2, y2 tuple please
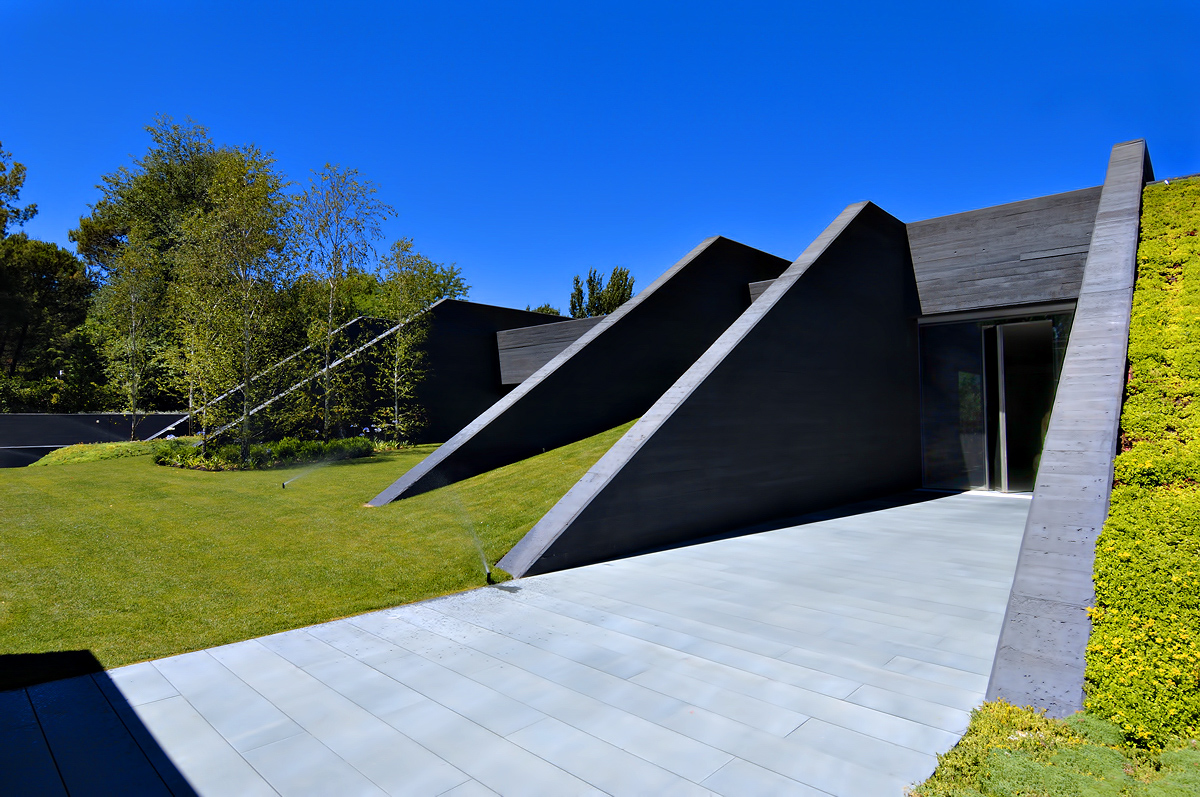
(200, 316, 414, 444)
(146, 315, 387, 441)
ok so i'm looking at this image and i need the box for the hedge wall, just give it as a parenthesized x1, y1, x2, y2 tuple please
(1085, 175, 1200, 748)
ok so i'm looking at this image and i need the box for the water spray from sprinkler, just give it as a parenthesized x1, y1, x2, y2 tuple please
(467, 522, 494, 584)
(428, 473, 495, 584)
(280, 461, 331, 489)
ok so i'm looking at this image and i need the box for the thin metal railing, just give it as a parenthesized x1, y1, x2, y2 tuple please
(146, 315, 389, 441)
(199, 310, 424, 444)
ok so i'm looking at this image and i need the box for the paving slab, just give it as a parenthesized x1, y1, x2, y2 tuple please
(5, 490, 1028, 796)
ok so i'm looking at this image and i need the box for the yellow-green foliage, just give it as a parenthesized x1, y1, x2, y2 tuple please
(912, 702, 1200, 796)
(1086, 177, 1200, 748)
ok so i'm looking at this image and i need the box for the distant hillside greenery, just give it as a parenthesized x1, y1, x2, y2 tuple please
(914, 177, 1200, 793)
(1087, 176, 1200, 748)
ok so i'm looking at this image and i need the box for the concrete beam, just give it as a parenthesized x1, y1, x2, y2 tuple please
(986, 140, 1153, 716)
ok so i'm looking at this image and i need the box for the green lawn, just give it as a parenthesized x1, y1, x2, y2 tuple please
(0, 421, 634, 671)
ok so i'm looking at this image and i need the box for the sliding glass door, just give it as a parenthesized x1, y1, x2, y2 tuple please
(919, 312, 1071, 492)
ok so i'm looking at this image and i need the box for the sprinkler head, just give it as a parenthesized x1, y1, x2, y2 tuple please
(281, 482, 286, 489)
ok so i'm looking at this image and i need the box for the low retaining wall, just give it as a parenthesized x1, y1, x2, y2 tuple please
(0, 413, 187, 467)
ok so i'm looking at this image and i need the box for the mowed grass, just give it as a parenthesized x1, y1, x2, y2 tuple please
(30, 437, 201, 466)
(0, 421, 634, 670)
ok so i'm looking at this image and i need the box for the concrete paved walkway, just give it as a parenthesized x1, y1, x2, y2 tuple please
(7, 491, 1030, 796)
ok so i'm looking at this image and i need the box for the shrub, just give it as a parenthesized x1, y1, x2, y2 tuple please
(1084, 176, 1200, 748)
(154, 436, 374, 471)
(911, 702, 1200, 795)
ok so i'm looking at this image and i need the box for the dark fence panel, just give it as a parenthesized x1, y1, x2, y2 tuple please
(0, 413, 188, 467)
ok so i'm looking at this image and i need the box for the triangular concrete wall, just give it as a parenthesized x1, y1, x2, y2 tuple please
(500, 201, 923, 577)
(369, 237, 791, 505)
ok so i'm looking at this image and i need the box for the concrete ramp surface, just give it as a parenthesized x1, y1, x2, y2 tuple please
(9, 491, 1028, 796)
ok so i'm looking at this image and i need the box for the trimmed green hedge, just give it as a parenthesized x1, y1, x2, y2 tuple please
(154, 436, 374, 471)
(1086, 176, 1200, 747)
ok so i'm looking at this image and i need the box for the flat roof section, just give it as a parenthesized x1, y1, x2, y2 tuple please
(908, 186, 1102, 314)
(987, 139, 1153, 716)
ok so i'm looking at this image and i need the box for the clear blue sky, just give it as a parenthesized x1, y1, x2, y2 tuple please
(5, 0, 1198, 310)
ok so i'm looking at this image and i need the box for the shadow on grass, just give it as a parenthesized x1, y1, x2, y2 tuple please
(0, 651, 198, 795)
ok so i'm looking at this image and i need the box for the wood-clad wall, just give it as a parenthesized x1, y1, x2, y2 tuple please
(908, 187, 1101, 314)
(496, 316, 605, 386)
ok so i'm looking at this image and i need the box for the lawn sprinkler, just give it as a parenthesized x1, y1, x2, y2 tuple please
(280, 461, 329, 489)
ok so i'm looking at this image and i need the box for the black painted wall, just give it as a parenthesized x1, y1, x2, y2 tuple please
(0, 413, 188, 467)
(500, 202, 923, 576)
(370, 237, 792, 505)
(413, 300, 563, 443)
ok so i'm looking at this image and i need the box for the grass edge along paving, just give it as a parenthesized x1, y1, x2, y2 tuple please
(0, 420, 636, 677)
(913, 177, 1200, 793)
(910, 701, 1200, 796)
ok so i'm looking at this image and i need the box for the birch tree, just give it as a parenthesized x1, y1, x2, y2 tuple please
(177, 147, 292, 459)
(294, 165, 393, 438)
(373, 238, 467, 441)
(91, 226, 167, 437)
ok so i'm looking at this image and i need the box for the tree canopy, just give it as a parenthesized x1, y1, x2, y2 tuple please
(1, 119, 479, 455)
(294, 164, 394, 438)
(569, 266, 635, 318)
(0, 141, 38, 236)
(0, 145, 98, 412)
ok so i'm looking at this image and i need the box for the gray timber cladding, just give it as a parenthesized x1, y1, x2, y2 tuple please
(747, 279, 774, 303)
(907, 186, 1102, 314)
(410, 300, 562, 443)
(986, 139, 1153, 717)
(368, 237, 792, 506)
(496, 316, 606, 385)
(500, 201, 923, 577)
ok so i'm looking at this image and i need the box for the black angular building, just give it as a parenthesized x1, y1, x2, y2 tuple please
(369, 139, 1152, 716)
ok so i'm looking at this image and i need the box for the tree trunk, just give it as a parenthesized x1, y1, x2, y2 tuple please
(128, 296, 139, 441)
(241, 290, 252, 462)
(393, 348, 400, 441)
(323, 279, 334, 440)
(7, 322, 29, 377)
